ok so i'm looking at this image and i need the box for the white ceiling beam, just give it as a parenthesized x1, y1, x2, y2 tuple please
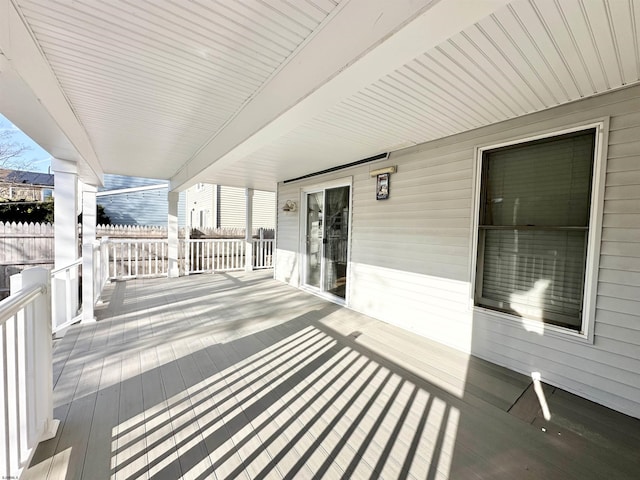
(170, 0, 511, 191)
(0, 0, 103, 185)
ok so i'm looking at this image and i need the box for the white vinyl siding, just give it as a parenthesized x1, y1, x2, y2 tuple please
(98, 174, 186, 227)
(218, 186, 276, 229)
(219, 186, 246, 229)
(252, 190, 276, 229)
(276, 84, 640, 419)
(186, 183, 216, 228)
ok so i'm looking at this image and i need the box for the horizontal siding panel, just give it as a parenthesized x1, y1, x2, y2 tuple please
(600, 241, 640, 257)
(351, 262, 468, 296)
(219, 186, 246, 228)
(352, 248, 467, 269)
(473, 313, 640, 380)
(601, 227, 640, 242)
(595, 309, 640, 330)
(252, 190, 276, 229)
(356, 257, 468, 282)
(352, 240, 468, 260)
(594, 336, 640, 361)
(390, 169, 473, 189)
(353, 280, 468, 315)
(605, 156, 640, 173)
(606, 140, 640, 159)
(602, 214, 640, 228)
(603, 199, 640, 214)
(605, 171, 640, 186)
(393, 148, 471, 170)
(356, 197, 471, 211)
(356, 208, 470, 220)
(353, 226, 469, 239)
(485, 333, 640, 390)
(610, 111, 640, 130)
(596, 296, 640, 316)
(599, 255, 640, 272)
(597, 283, 640, 302)
(474, 331, 640, 401)
(353, 234, 469, 249)
(604, 185, 640, 200)
(353, 215, 469, 229)
(353, 186, 470, 204)
(609, 110, 640, 130)
(607, 127, 640, 145)
(598, 268, 640, 286)
(393, 157, 472, 177)
(595, 324, 640, 346)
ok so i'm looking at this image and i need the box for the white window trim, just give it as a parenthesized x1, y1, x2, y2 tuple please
(469, 119, 609, 344)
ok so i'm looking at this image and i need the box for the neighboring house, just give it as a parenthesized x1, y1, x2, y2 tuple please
(100, 176, 274, 230)
(276, 87, 640, 420)
(98, 174, 186, 227)
(185, 183, 275, 230)
(0, 168, 53, 201)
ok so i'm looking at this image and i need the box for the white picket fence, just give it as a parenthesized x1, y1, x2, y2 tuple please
(0, 222, 54, 298)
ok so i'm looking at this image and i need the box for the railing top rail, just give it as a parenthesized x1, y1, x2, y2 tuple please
(187, 238, 248, 242)
(0, 283, 46, 326)
(50, 258, 82, 276)
(107, 239, 169, 244)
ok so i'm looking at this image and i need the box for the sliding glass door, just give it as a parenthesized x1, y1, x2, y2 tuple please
(303, 184, 350, 300)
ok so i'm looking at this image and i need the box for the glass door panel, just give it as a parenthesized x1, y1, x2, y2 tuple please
(322, 186, 350, 299)
(305, 191, 323, 288)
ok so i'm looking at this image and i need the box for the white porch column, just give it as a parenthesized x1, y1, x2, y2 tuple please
(81, 184, 97, 323)
(167, 191, 180, 278)
(184, 197, 191, 276)
(52, 158, 79, 328)
(245, 188, 254, 272)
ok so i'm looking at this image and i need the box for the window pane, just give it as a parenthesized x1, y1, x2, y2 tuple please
(476, 129, 596, 330)
(483, 131, 595, 227)
(479, 229, 587, 328)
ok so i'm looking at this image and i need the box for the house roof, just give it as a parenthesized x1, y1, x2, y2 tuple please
(0, 168, 54, 187)
(0, 0, 638, 191)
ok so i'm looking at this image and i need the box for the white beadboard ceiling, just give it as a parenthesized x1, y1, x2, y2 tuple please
(2, 0, 640, 190)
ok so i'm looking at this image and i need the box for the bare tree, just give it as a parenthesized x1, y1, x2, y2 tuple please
(0, 120, 32, 170)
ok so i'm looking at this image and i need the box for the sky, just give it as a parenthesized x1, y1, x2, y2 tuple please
(0, 113, 52, 173)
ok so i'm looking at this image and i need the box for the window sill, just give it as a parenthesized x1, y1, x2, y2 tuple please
(472, 305, 595, 346)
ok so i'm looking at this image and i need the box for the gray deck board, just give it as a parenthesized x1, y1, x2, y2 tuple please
(23, 271, 640, 480)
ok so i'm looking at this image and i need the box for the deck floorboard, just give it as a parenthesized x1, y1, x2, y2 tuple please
(23, 271, 640, 479)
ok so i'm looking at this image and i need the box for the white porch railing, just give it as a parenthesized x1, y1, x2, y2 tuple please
(187, 239, 246, 274)
(104, 238, 275, 279)
(253, 239, 274, 269)
(0, 268, 58, 479)
(94, 238, 110, 303)
(50, 258, 82, 333)
(107, 239, 169, 279)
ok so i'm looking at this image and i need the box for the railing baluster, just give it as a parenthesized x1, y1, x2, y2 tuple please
(2, 322, 10, 476)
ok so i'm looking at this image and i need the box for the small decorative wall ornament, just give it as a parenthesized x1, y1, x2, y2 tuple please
(370, 166, 396, 200)
(282, 200, 297, 212)
(376, 173, 390, 200)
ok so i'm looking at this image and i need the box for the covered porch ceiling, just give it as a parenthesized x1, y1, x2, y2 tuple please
(1, 0, 638, 191)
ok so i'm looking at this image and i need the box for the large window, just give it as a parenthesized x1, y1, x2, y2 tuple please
(475, 129, 597, 331)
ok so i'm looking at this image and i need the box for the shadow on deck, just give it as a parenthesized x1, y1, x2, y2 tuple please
(23, 271, 640, 479)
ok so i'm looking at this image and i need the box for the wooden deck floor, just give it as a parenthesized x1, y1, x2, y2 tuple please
(23, 271, 640, 479)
